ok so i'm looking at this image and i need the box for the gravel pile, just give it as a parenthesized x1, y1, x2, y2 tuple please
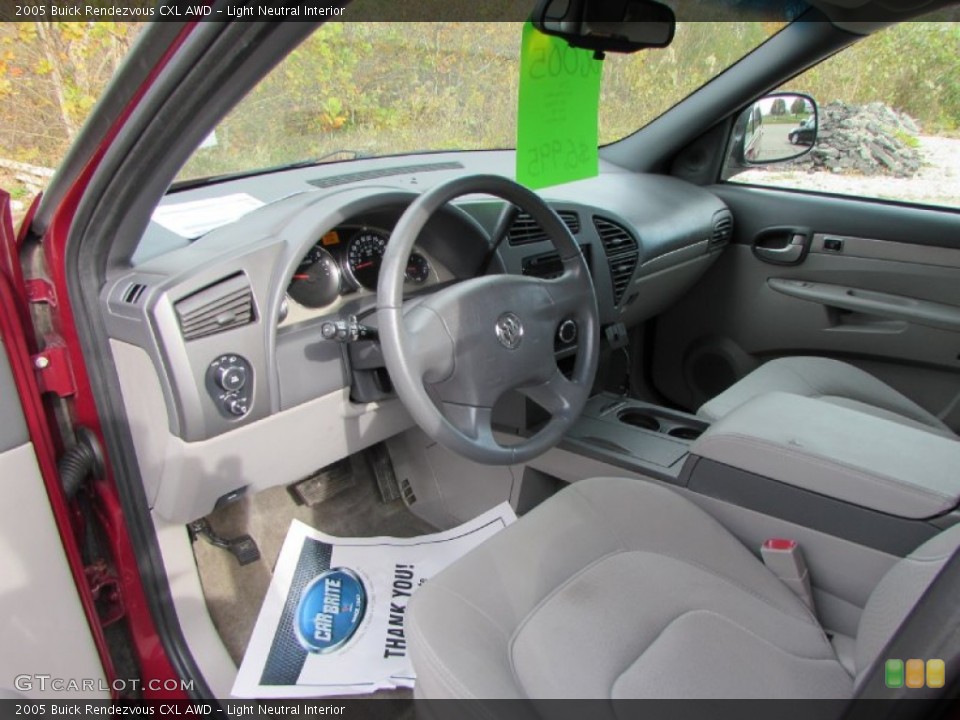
(794, 101, 923, 178)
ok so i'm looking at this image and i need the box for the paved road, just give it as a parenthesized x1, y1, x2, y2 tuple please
(757, 123, 804, 162)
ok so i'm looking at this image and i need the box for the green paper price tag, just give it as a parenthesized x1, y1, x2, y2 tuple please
(516, 22, 603, 190)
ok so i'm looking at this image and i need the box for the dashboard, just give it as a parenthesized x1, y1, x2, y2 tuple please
(100, 152, 732, 521)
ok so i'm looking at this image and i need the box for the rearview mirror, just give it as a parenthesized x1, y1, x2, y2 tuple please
(731, 92, 819, 166)
(531, 0, 676, 56)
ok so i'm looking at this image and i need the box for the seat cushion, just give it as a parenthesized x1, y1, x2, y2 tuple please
(854, 522, 960, 688)
(698, 357, 955, 439)
(406, 478, 852, 699)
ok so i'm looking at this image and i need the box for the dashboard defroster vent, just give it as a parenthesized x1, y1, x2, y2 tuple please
(307, 162, 464, 189)
(593, 216, 639, 305)
(711, 211, 734, 246)
(508, 210, 580, 246)
(123, 283, 147, 305)
(175, 274, 255, 341)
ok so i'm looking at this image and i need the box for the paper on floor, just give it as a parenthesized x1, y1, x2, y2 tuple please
(231, 502, 517, 698)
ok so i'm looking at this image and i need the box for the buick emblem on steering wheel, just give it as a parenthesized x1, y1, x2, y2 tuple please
(495, 312, 523, 350)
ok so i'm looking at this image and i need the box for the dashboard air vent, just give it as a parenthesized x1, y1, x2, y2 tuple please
(593, 216, 639, 305)
(508, 211, 580, 246)
(711, 211, 733, 246)
(175, 274, 254, 341)
(123, 283, 147, 305)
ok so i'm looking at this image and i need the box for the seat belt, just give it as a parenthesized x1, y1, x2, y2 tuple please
(761, 538, 817, 613)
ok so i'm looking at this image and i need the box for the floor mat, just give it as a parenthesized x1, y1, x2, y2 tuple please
(193, 452, 435, 697)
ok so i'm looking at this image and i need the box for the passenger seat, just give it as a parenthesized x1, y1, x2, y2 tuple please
(697, 357, 956, 439)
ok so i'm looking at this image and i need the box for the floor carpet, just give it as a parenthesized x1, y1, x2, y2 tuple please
(193, 452, 435, 702)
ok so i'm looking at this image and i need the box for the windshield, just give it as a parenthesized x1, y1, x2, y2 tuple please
(177, 20, 790, 184)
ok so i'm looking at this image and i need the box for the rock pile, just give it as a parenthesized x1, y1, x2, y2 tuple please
(793, 101, 922, 177)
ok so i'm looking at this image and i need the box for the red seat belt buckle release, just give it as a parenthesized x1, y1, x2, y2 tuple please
(761, 538, 816, 613)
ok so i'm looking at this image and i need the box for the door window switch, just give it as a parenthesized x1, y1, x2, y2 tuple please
(823, 237, 844, 252)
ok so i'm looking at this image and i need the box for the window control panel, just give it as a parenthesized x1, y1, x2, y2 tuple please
(822, 236, 844, 253)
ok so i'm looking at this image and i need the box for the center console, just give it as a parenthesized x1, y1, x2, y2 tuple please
(560, 393, 709, 482)
(559, 389, 960, 557)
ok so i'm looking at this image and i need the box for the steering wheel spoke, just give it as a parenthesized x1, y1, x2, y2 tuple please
(402, 302, 455, 384)
(440, 403, 497, 446)
(519, 368, 577, 416)
(543, 267, 594, 319)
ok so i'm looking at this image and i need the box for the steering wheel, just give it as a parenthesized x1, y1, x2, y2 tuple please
(378, 175, 600, 465)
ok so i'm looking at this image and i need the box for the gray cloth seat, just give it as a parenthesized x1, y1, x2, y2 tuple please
(406, 477, 960, 699)
(697, 356, 955, 439)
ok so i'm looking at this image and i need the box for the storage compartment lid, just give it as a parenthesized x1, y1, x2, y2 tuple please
(691, 392, 960, 520)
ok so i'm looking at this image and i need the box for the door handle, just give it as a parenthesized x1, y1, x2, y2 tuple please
(752, 227, 811, 266)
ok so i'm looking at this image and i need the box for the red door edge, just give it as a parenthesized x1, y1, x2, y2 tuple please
(7, 22, 200, 700)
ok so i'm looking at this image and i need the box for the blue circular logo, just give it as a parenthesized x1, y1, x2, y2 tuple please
(294, 568, 367, 654)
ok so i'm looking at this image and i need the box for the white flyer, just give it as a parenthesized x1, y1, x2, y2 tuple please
(232, 502, 517, 698)
(151, 192, 265, 238)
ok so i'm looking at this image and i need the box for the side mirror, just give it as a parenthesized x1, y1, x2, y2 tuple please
(730, 92, 818, 167)
(531, 0, 676, 56)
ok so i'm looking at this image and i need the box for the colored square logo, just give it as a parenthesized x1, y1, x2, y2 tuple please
(906, 659, 925, 688)
(885, 659, 904, 688)
(927, 659, 945, 689)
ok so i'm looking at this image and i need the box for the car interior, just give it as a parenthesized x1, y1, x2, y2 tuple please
(20, 0, 960, 703)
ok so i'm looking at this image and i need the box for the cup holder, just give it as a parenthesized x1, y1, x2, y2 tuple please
(668, 426, 704, 441)
(617, 410, 661, 432)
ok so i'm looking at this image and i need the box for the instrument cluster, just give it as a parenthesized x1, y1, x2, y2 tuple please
(286, 224, 435, 314)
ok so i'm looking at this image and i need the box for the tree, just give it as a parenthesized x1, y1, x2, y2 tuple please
(770, 98, 788, 116)
(0, 22, 141, 165)
(790, 97, 807, 116)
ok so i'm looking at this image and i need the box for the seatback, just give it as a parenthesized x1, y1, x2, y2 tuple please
(854, 522, 960, 689)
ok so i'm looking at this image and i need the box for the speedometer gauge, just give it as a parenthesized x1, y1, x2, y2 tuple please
(289, 246, 340, 308)
(345, 228, 389, 290)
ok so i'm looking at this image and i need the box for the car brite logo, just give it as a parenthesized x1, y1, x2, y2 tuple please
(885, 659, 945, 689)
(295, 568, 367, 653)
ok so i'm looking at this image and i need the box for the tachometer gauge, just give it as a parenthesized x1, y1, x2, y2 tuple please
(345, 228, 389, 290)
(289, 245, 341, 308)
(405, 252, 431, 284)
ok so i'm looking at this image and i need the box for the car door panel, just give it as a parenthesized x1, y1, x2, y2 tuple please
(651, 186, 960, 431)
(0, 337, 108, 698)
(0, 194, 108, 699)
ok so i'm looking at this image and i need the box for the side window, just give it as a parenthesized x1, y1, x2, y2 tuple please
(726, 21, 960, 211)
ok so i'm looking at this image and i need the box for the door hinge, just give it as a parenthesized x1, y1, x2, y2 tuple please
(24, 277, 57, 307)
(32, 342, 76, 397)
(85, 560, 125, 627)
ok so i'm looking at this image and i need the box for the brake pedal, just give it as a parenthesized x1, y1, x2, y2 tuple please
(189, 518, 260, 566)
